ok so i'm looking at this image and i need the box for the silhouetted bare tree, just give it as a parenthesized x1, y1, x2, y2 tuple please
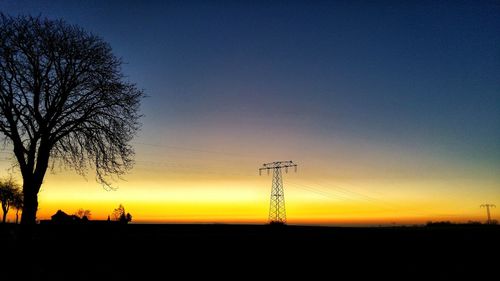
(0, 14, 144, 224)
(74, 208, 91, 220)
(0, 177, 21, 223)
(112, 204, 132, 223)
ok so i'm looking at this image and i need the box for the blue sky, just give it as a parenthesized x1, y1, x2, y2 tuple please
(1, 1, 499, 223)
(5, 1, 496, 155)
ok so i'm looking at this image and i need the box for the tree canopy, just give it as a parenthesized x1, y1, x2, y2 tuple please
(0, 14, 144, 224)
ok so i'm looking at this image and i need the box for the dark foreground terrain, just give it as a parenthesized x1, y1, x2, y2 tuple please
(2, 224, 499, 280)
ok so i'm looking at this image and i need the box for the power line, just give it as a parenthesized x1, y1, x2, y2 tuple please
(309, 179, 403, 208)
(285, 179, 388, 205)
(284, 180, 356, 201)
(132, 141, 252, 158)
(284, 179, 432, 218)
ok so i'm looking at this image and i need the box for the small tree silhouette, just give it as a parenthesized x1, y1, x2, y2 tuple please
(74, 208, 92, 220)
(0, 177, 22, 223)
(112, 204, 132, 224)
(12, 192, 23, 224)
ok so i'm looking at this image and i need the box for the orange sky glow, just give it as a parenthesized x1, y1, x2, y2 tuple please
(2, 129, 497, 225)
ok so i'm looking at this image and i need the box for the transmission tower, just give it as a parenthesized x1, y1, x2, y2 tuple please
(480, 204, 496, 224)
(259, 161, 297, 225)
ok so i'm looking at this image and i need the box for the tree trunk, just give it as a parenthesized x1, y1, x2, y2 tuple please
(2, 208, 6, 223)
(21, 145, 50, 225)
(16, 209, 20, 224)
(21, 182, 40, 225)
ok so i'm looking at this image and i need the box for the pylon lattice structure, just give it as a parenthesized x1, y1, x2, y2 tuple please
(480, 204, 496, 224)
(259, 161, 297, 224)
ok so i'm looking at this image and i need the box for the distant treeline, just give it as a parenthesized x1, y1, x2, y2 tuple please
(426, 220, 498, 227)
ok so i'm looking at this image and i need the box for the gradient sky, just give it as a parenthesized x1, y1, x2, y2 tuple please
(0, 0, 499, 225)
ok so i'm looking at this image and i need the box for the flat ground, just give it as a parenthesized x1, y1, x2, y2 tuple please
(2, 224, 499, 280)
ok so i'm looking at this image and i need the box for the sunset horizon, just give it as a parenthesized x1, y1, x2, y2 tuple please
(1, 1, 498, 226)
(1, 1, 499, 279)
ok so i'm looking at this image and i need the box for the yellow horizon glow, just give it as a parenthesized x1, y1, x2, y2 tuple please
(1, 130, 499, 225)
(0, 172, 493, 225)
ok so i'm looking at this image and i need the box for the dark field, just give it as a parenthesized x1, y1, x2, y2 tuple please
(2, 224, 499, 280)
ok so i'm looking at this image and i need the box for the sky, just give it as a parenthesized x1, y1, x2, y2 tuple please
(0, 0, 499, 225)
